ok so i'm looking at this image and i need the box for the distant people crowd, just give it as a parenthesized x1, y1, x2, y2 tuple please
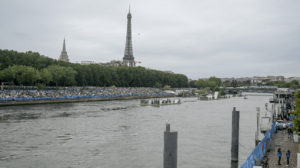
(0, 87, 170, 100)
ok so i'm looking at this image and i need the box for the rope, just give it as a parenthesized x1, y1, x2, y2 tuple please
(239, 143, 254, 150)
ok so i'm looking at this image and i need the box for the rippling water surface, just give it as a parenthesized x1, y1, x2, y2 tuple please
(0, 94, 272, 168)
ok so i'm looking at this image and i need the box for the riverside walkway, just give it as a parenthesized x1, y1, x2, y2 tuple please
(260, 130, 297, 167)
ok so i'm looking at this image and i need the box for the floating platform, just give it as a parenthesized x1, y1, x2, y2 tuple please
(140, 98, 181, 107)
(198, 95, 230, 100)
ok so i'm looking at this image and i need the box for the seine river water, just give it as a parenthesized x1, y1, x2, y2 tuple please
(0, 93, 272, 168)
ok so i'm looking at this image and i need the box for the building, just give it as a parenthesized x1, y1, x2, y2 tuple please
(198, 78, 209, 81)
(251, 76, 269, 84)
(163, 71, 174, 74)
(98, 60, 126, 67)
(122, 8, 135, 67)
(267, 76, 284, 82)
(285, 77, 300, 83)
(235, 77, 251, 83)
(40, 55, 54, 60)
(88, 8, 137, 67)
(81, 61, 95, 65)
(58, 38, 70, 62)
(251, 76, 285, 84)
(220, 77, 234, 83)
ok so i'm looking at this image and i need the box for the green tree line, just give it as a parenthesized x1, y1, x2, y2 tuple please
(260, 80, 300, 88)
(222, 80, 251, 87)
(0, 49, 188, 87)
(192, 76, 222, 88)
(189, 77, 226, 95)
(191, 78, 299, 88)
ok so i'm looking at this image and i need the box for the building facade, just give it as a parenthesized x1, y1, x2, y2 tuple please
(285, 77, 300, 83)
(81, 61, 95, 65)
(267, 76, 284, 82)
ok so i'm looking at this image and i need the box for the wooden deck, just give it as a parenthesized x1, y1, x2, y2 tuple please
(259, 130, 298, 167)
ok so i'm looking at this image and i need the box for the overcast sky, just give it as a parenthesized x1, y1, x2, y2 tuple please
(0, 0, 299, 79)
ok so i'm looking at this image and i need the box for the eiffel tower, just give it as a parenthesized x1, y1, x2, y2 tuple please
(123, 7, 135, 67)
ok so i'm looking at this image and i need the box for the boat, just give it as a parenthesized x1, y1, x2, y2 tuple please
(260, 116, 272, 134)
(269, 89, 294, 104)
(269, 89, 295, 119)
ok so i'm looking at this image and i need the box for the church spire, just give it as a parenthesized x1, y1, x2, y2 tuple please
(58, 37, 70, 62)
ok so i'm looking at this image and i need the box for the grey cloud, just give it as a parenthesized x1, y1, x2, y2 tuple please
(0, 0, 299, 79)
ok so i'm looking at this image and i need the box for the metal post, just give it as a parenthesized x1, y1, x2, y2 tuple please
(231, 107, 240, 162)
(164, 124, 177, 168)
(272, 104, 273, 110)
(278, 106, 280, 119)
(256, 107, 260, 146)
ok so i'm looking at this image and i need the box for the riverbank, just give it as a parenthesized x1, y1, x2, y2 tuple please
(0, 95, 176, 106)
(259, 129, 297, 167)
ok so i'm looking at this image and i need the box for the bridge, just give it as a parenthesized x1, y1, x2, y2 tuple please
(222, 87, 276, 93)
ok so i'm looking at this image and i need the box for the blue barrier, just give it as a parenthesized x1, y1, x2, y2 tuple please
(241, 159, 248, 168)
(248, 153, 254, 167)
(240, 123, 277, 168)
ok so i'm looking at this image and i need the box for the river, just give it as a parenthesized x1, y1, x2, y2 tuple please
(0, 93, 272, 168)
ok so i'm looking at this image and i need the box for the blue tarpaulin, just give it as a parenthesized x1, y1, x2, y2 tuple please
(240, 123, 277, 168)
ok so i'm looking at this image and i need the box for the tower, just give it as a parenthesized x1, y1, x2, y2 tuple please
(123, 7, 135, 67)
(58, 38, 70, 62)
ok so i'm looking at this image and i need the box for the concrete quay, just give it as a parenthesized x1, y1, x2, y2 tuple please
(259, 130, 297, 167)
(0, 95, 175, 106)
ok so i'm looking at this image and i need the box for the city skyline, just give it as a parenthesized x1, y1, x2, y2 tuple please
(0, 0, 299, 79)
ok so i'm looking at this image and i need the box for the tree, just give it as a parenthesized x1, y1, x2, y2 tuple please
(220, 89, 226, 95)
(291, 92, 300, 132)
(25, 66, 40, 86)
(266, 81, 275, 86)
(195, 79, 217, 89)
(231, 80, 238, 87)
(196, 90, 207, 95)
(35, 83, 45, 90)
(214, 86, 221, 92)
(60, 67, 77, 86)
(1, 65, 18, 85)
(153, 82, 162, 88)
(291, 80, 299, 86)
(39, 68, 53, 85)
(163, 85, 171, 90)
(15, 65, 26, 85)
(206, 81, 217, 88)
(189, 80, 196, 88)
(208, 76, 221, 86)
(0, 49, 190, 87)
(195, 80, 206, 88)
(47, 65, 64, 87)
